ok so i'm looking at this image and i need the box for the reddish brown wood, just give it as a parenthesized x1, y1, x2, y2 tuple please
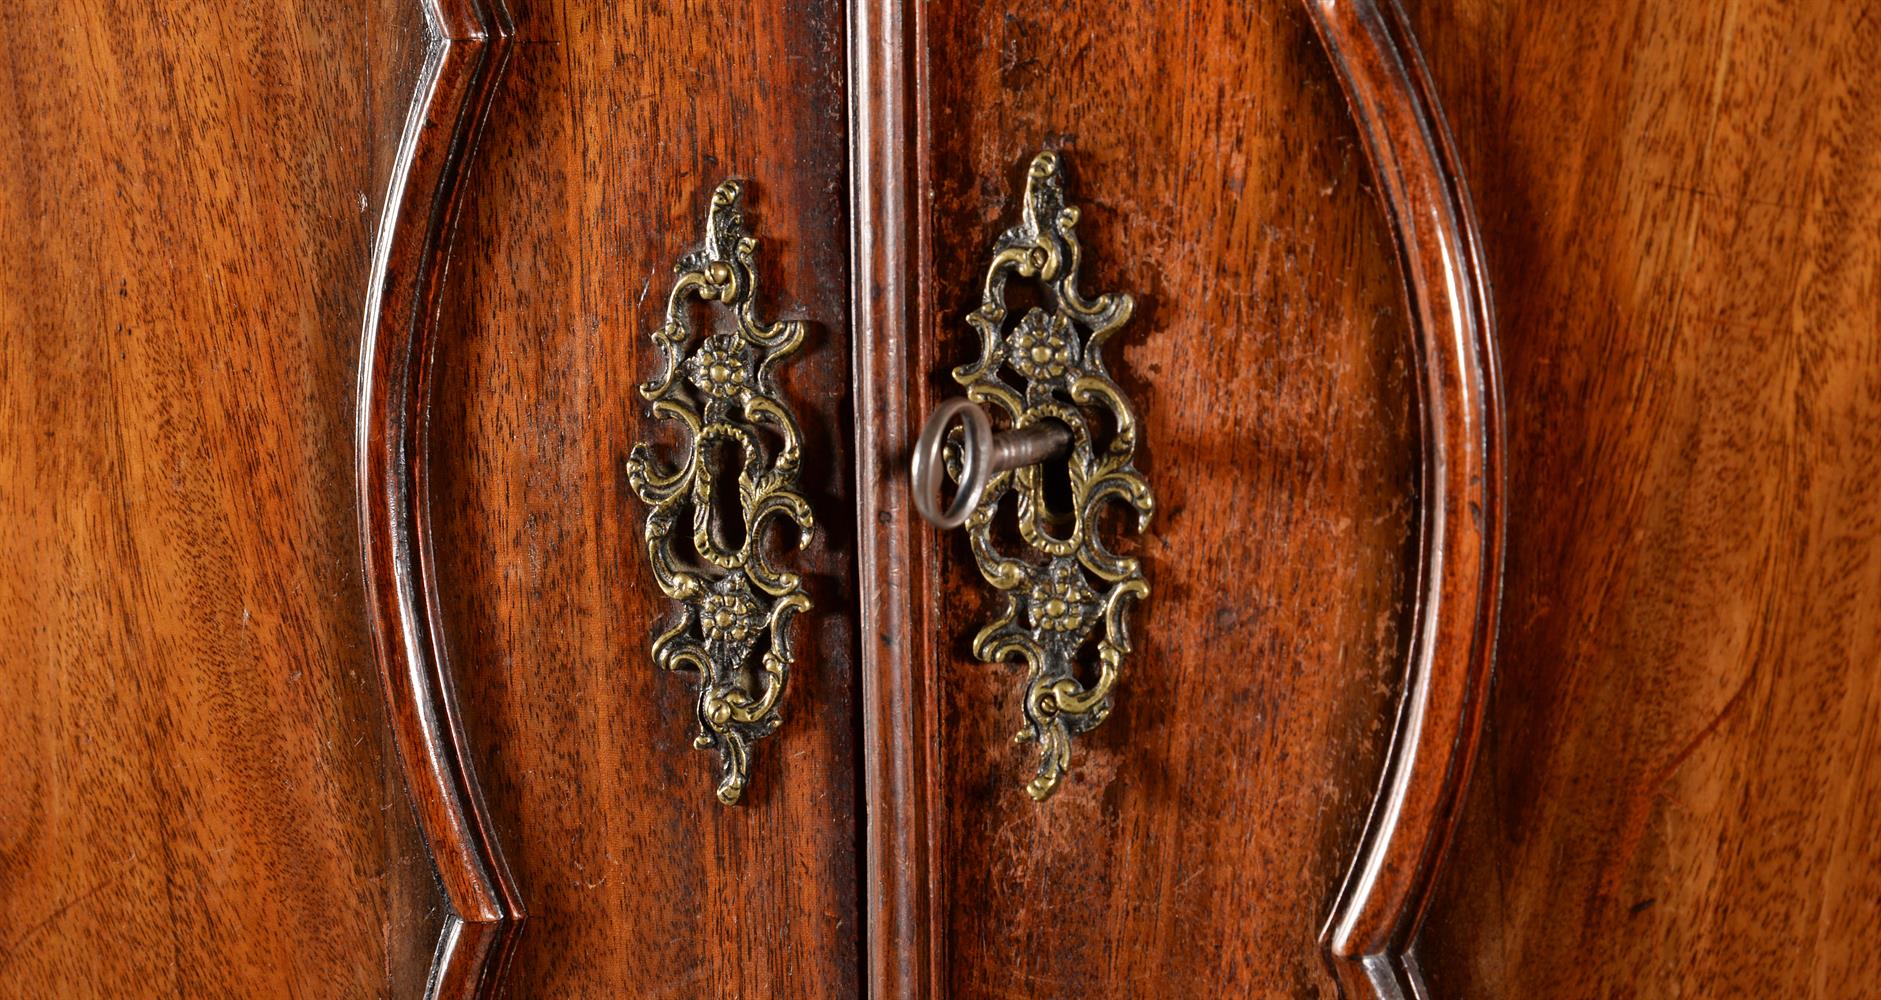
(1303, 0, 1504, 994)
(1399, 0, 1881, 994)
(356, 0, 521, 994)
(423, 1, 862, 995)
(14, 1, 1879, 995)
(849, 2, 946, 998)
(895, 1, 1464, 995)
(0, 0, 439, 993)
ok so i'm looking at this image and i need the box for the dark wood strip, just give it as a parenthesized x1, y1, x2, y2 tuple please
(355, 1, 522, 994)
(848, 1, 946, 996)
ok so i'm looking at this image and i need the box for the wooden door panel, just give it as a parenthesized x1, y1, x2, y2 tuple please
(425, 0, 860, 995)
(897, 2, 1468, 995)
(0, 0, 439, 994)
(1406, 0, 1881, 994)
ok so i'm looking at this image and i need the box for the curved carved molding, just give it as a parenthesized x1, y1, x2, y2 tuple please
(355, 0, 520, 996)
(1302, 0, 1506, 996)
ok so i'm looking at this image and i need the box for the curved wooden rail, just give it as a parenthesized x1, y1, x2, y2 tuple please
(1303, 0, 1505, 995)
(355, 0, 520, 995)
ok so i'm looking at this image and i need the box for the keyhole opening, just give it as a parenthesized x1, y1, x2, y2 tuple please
(704, 436, 748, 555)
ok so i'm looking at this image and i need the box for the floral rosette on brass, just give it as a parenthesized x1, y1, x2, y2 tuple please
(953, 151, 1154, 800)
(624, 179, 813, 805)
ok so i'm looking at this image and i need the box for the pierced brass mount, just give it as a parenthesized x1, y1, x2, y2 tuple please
(625, 180, 813, 805)
(913, 151, 1154, 800)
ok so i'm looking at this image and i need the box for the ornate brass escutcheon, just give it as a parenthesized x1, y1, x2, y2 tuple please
(625, 179, 814, 805)
(912, 151, 1154, 800)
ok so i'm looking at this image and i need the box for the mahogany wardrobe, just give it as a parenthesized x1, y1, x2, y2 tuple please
(2, 0, 1876, 997)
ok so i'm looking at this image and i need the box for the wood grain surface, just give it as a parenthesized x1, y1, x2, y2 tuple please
(0, 0, 439, 994)
(6, 0, 1876, 996)
(1402, 0, 1881, 995)
(906, 2, 1432, 995)
(425, 0, 861, 995)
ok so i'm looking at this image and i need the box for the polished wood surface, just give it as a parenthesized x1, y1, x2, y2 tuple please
(0, 0, 438, 993)
(1403, 0, 1881, 994)
(890, 1, 1441, 994)
(849, 1, 946, 997)
(425, 0, 861, 995)
(7, 0, 1878, 996)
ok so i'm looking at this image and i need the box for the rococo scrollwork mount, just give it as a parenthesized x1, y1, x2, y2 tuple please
(948, 151, 1154, 801)
(625, 180, 815, 806)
